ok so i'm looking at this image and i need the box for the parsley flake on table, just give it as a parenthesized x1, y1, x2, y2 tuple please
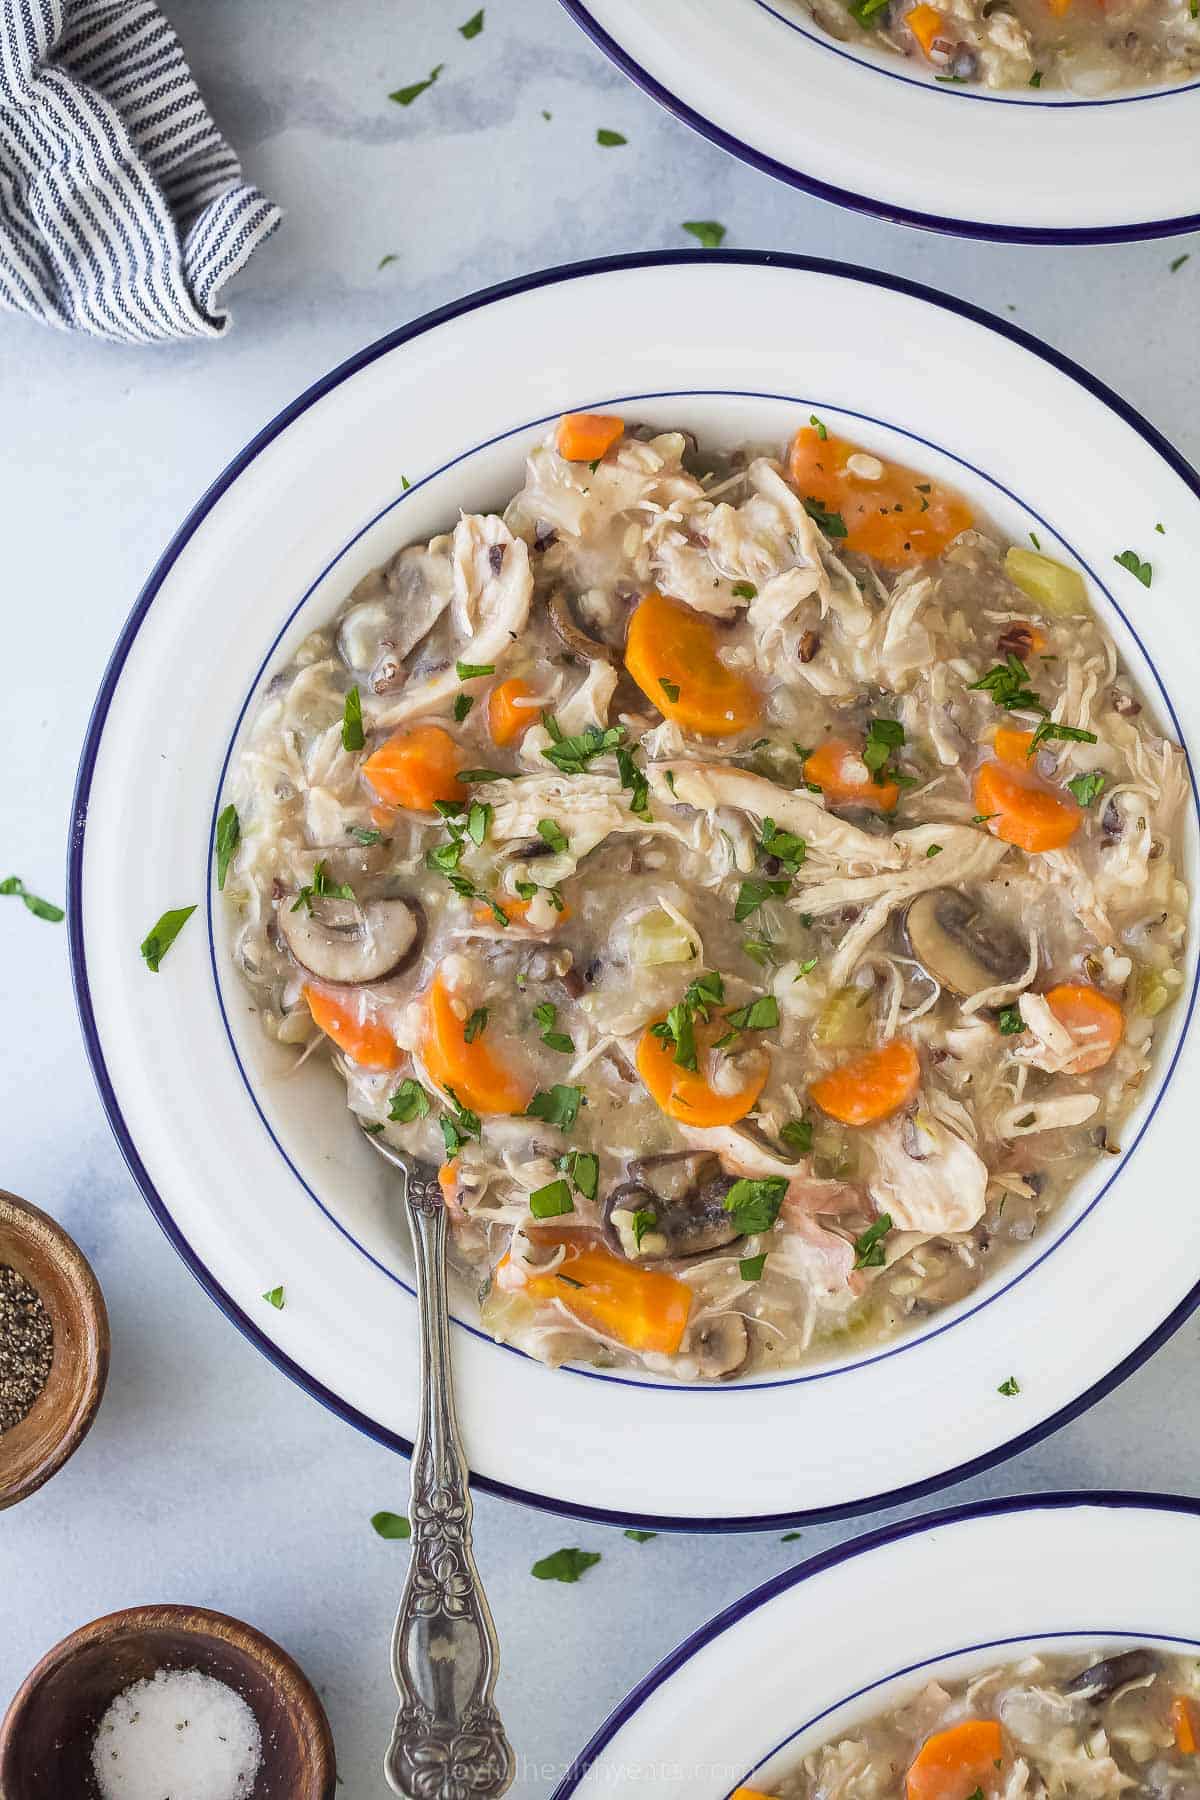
(342, 685, 364, 751)
(596, 128, 627, 146)
(1114, 549, 1152, 588)
(389, 64, 444, 106)
(215, 803, 241, 890)
(682, 220, 726, 249)
(371, 1511, 412, 1539)
(532, 1547, 601, 1582)
(459, 7, 485, 36)
(997, 1376, 1021, 1396)
(1, 875, 64, 923)
(781, 1531, 802, 1542)
(140, 904, 196, 971)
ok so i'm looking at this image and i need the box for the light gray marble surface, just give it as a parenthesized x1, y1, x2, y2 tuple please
(1, 0, 1198, 1792)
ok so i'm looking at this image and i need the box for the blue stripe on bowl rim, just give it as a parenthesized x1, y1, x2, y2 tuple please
(68, 251, 1200, 1530)
(204, 384, 1196, 1398)
(556, 1, 1200, 244)
(549, 1490, 1200, 1796)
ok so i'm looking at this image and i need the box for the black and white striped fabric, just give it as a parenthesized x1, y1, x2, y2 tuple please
(0, 0, 281, 342)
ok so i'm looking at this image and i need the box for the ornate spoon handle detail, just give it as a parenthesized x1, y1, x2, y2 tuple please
(383, 1161, 514, 1800)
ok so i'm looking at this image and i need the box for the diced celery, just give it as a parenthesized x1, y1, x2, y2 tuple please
(631, 908, 696, 967)
(812, 985, 872, 1048)
(1004, 547, 1088, 617)
(1132, 962, 1179, 1019)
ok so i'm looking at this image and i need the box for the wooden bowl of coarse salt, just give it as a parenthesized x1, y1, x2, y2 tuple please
(0, 1604, 337, 1799)
(0, 1188, 109, 1510)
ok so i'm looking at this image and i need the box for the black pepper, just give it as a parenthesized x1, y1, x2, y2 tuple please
(0, 1264, 54, 1433)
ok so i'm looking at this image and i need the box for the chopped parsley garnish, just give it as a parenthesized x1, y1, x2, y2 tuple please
(1067, 770, 1106, 808)
(389, 1079, 431, 1123)
(852, 1213, 892, 1270)
(739, 1252, 767, 1281)
(682, 220, 726, 248)
(467, 800, 492, 846)
(1114, 549, 1152, 588)
(215, 803, 241, 891)
(464, 1007, 489, 1044)
(0, 874, 63, 923)
(531, 1547, 601, 1582)
(650, 971, 724, 1070)
(926, 844, 942, 858)
(262, 1285, 285, 1310)
(446, 872, 509, 927)
(596, 128, 627, 146)
(292, 860, 355, 912)
(459, 7, 484, 36)
(809, 414, 828, 440)
(630, 1208, 658, 1248)
(389, 64, 444, 106)
(616, 745, 651, 820)
(758, 817, 806, 873)
(378, 254, 398, 271)
(724, 1177, 787, 1234)
(558, 1149, 599, 1201)
(532, 1001, 574, 1054)
(734, 877, 790, 923)
(526, 1084, 584, 1131)
(742, 937, 777, 967)
(1170, 253, 1190, 273)
(371, 1511, 411, 1539)
(439, 1089, 481, 1156)
(624, 1529, 657, 1543)
(781, 1531, 802, 1542)
(972, 812, 1000, 825)
(780, 1118, 813, 1155)
(968, 652, 1047, 716)
(996, 1006, 1025, 1036)
(1029, 68, 1043, 85)
(1027, 719, 1098, 757)
(997, 1376, 1021, 1397)
(458, 768, 507, 783)
(848, 0, 889, 25)
(659, 677, 681, 703)
(794, 957, 818, 979)
(426, 839, 465, 874)
(537, 818, 569, 854)
(453, 693, 474, 722)
(342, 685, 365, 751)
(541, 716, 626, 775)
(529, 1178, 574, 1219)
(140, 904, 196, 971)
(456, 659, 495, 679)
(717, 993, 779, 1047)
(863, 717, 907, 788)
(731, 580, 757, 600)
(350, 826, 384, 846)
(803, 497, 848, 538)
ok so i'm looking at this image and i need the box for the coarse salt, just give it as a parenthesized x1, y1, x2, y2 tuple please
(91, 1667, 262, 1800)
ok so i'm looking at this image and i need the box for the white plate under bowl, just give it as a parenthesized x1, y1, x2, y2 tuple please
(70, 253, 1200, 1528)
(560, 0, 1200, 242)
(554, 1493, 1200, 1796)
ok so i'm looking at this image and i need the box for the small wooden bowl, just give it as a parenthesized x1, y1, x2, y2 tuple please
(0, 1189, 109, 1510)
(0, 1604, 338, 1797)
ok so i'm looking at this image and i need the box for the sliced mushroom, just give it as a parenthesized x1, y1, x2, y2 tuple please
(605, 1153, 741, 1262)
(903, 888, 1030, 999)
(1063, 1650, 1157, 1702)
(337, 545, 453, 690)
(548, 589, 617, 665)
(693, 1312, 750, 1380)
(278, 895, 424, 985)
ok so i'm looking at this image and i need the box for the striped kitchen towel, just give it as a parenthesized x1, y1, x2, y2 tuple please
(1, 0, 281, 342)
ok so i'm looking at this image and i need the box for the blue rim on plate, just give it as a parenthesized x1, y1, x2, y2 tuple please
(549, 1491, 1200, 1796)
(68, 251, 1200, 1530)
(556, 1, 1200, 245)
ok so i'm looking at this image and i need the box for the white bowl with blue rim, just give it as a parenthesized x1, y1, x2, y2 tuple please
(559, 0, 1200, 242)
(552, 1493, 1200, 1796)
(70, 253, 1200, 1528)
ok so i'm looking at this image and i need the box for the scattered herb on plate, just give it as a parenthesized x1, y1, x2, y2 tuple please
(532, 1547, 601, 1582)
(140, 904, 196, 972)
(1, 875, 64, 923)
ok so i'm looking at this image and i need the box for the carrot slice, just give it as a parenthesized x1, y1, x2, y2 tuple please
(305, 986, 403, 1071)
(907, 2, 945, 53)
(625, 591, 760, 738)
(1044, 982, 1124, 1073)
(731, 1790, 779, 1800)
(1173, 1696, 1199, 1756)
(787, 428, 973, 569)
(810, 1040, 920, 1127)
(636, 1017, 768, 1127)
(363, 724, 465, 813)
(488, 676, 538, 747)
(473, 895, 574, 927)
(992, 725, 1037, 768)
(556, 412, 624, 463)
(974, 760, 1080, 854)
(422, 971, 533, 1115)
(805, 737, 899, 813)
(907, 1719, 1004, 1800)
(519, 1240, 691, 1355)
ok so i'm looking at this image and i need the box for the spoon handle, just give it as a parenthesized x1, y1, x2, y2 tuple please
(384, 1168, 514, 1800)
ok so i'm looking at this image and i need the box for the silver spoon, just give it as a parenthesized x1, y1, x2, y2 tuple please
(359, 1124, 515, 1800)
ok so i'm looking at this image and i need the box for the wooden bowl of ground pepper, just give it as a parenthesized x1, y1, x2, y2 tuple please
(0, 1189, 109, 1509)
